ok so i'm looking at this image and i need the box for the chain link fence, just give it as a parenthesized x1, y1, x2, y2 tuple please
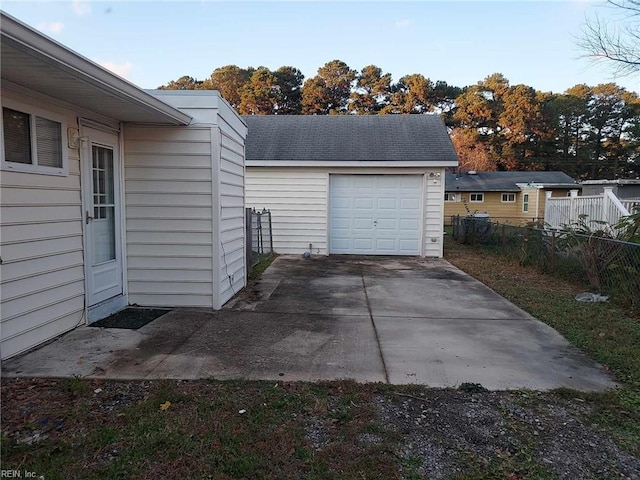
(246, 208, 274, 274)
(451, 215, 640, 309)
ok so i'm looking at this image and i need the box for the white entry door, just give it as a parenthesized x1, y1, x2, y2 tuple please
(329, 175, 423, 255)
(81, 126, 123, 306)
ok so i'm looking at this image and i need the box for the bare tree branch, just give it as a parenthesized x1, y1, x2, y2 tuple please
(579, 0, 640, 76)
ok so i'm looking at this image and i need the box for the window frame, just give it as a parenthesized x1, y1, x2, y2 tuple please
(444, 193, 457, 202)
(522, 193, 530, 213)
(469, 193, 484, 203)
(501, 193, 516, 203)
(1, 99, 68, 176)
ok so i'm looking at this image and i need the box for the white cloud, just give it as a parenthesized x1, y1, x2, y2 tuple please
(37, 22, 64, 34)
(394, 18, 412, 29)
(72, 0, 91, 16)
(97, 60, 134, 80)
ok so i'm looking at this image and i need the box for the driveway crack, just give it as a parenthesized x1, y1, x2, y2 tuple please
(361, 275, 389, 383)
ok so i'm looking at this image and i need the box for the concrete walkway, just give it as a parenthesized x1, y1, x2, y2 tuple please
(1, 256, 617, 391)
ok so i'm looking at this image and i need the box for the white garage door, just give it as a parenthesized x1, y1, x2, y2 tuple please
(329, 175, 423, 255)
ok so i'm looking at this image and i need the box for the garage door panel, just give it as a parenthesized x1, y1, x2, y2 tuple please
(331, 217, 350, 229)
(354, 197, 375, 209)
(377, 197, 398, 209)
(329, 174, 423, 255)
(400, 197, 421, 210)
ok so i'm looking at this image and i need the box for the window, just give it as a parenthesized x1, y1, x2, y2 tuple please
(501, 193, 516, 203)
(523, 193, 530, 213)
(444, 193, 457, 202)
(1, 102, 66, 175)
(469, 193, 484, 202)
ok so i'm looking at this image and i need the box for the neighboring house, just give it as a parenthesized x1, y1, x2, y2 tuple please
(581, 179, 640, 200)
(444, 171, 579, 225)
(0, 13, 247, 359)
(243, 115, 458, 257)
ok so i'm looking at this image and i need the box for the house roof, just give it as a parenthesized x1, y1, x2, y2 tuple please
(445, 171, 579, 192)
(1, 12, 191, 126)
(581, 179, 640, 185)
(242, 114, 459, 167)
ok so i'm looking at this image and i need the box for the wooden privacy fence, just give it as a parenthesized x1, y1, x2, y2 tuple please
(544, 187, 631, 231)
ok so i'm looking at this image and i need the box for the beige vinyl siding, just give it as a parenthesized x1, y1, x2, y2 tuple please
(246, 167, 446, 257)
(124, 125, 214, 308)
(218, 129, 245, 306)
(246, 168, 328, 255)
(0, 90, 84, 359)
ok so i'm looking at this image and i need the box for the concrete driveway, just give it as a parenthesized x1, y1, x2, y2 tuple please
(2, 256, 616, 391)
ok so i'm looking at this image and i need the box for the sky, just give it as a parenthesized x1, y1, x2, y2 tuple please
(2, 0, 639, 95)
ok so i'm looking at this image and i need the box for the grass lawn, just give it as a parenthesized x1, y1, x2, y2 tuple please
(1, 242, 639, 479)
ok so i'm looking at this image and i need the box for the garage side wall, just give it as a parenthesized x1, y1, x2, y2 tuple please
(217, 121, 246, 307)
(423, 168, 445, 257)
(1, 89, 85, 359)
(246, 168, 328, 255)
(123, 125, 214, 307)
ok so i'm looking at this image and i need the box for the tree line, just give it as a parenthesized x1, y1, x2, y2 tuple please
(159, 61, 640, 179)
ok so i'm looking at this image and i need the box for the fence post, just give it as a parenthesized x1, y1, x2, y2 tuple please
(245, 207, 253, 275)
(267, 210, 273, 254)
(551, 231, 557, 272)
(569, 189, 579, 225)
(501, 223, 506, 250)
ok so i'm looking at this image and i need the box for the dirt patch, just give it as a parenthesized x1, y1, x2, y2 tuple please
(3, 378, 637, 479)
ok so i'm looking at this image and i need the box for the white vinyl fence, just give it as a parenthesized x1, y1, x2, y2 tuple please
(544, 187, 631, 231)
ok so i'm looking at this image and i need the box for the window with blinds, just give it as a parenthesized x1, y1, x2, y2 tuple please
(2, 105, 65, 174)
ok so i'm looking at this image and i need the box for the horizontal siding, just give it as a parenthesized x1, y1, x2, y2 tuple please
(0, 90, 86, 359)
(246, 168, 328, 255)
(424, 171, 444, 257)
(124, 125, 214, 308)
(247, 167, 447, 258)
(219, 130, 245, 306)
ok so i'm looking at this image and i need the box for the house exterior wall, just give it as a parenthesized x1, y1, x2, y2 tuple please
(217, 126, 246, 306)
(245, 166, 445, 257)
(125, 91, 247, 309)
(1, 88, 85, 359)
(444, 188, 574, 225)
(582, 183, 640, 199)
(123, 125, 215, 308)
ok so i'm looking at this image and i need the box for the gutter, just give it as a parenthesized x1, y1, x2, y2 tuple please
(1, 11, 192, 126)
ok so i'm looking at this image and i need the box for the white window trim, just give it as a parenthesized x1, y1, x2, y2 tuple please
(501, 193, 516, 203)
(469, 193, 484, 203)
(444, 193, 458, 202)
(1, 98, 69, 176)
(523, 193, 530, 213)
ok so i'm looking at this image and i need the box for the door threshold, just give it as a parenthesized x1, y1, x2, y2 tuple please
(88, 295, 128, 323)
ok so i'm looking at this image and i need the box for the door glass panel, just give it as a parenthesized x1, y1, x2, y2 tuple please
(92, 145, 116, 264)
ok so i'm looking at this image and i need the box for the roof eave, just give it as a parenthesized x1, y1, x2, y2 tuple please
(246, 160, 459, 168)
(0, 11, 192, 126)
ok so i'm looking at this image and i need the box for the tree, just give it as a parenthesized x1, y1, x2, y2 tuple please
(385, 74, 436, 114)
(301, 60, 356, 114)
(203, 65, 254, 109)
(349, 65, 391, 114)
(274, 66, 304, 114)
(158, 75, 203, 90)
(580, 0, 640, 75)
(238, 67, 283, 115)
(450, 128, 497, 172)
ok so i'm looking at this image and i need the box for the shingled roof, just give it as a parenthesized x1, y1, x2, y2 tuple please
(445, 171, 578, 192)
(242, 115, 458, 164)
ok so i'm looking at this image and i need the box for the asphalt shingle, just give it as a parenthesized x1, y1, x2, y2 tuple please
(445, 171, 578, 192)
(242, 114, 459, 163)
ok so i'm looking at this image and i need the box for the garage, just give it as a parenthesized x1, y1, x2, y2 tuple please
(329, 175, 423, 255)
(243, 114, 459, 257)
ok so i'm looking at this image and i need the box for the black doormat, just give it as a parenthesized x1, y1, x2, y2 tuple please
(89, 308, 171, 330)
